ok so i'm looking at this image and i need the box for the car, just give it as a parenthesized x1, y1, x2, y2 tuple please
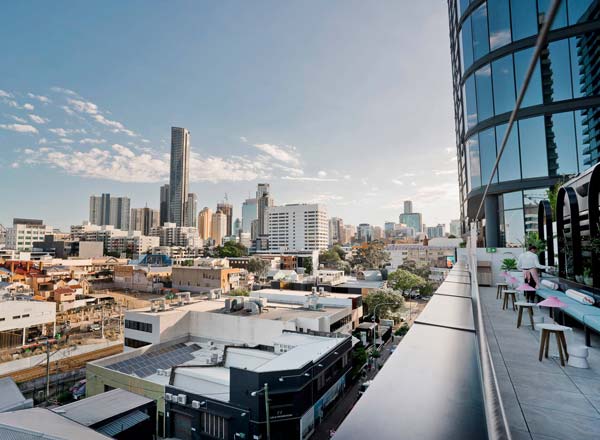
(89, 323, 101, 332)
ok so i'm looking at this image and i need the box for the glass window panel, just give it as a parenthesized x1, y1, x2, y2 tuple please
(460, 18, 474, 71)
(479, 127, 498, 185)
(519, 116, 549, 178)
(574, 109, 587, 170)
(464, 74, 478, 130)
(459, 0, 470, 17)
(492, 54, 516, 114)
(510, 0, 538, 41)
(488, 0, 512, 50)
(568, 0, 594, 25)
(570, 37, 583, 99)
(548, 111, 578, 175)
(523, 189, 546, 234)
(503, 191, 523, 209)
(546, 40, 573, 102)
(496, 123, 522, 181)
(467, 135, 481, 189)
(538, 0, 568, 29)
(475, 64, 494, 121)
(503, 208, 525, 247)
(514, 47, 543, 107)
(471, 3, 490, 60)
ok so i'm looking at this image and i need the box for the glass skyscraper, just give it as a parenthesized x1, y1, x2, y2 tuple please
(168, 127, 190, 226)
(448, 0, 600, 246)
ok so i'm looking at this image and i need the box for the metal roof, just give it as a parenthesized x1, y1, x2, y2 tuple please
(0, 378, 32, 413)
(95, 410, 150, 437)
(56, 389, 153, 427)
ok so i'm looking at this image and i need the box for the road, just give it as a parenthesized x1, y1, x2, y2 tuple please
(312, 337, 396, 440)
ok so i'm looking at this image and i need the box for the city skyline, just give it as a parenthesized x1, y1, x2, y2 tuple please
(0, 1, 458, 230)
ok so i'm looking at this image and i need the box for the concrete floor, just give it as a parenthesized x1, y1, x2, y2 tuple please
(481, 286, 600, 440)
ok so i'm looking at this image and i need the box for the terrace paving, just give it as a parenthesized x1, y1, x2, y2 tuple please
(481, 285, 600, 440)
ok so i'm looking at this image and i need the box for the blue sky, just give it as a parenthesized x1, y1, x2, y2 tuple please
(0, 0, 458, 230)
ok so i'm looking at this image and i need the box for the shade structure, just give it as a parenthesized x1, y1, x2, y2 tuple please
(507, 276, 519, 286)
(538, 296, 567, 308)
(516, 283, 536, 292)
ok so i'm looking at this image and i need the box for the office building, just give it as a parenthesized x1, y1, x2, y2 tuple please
(150, 223, 200, 249)
(184, 193, 197, 227)
(168, 127, 190, 226)
(6, 218, 52, 251)
(130, 207, 160, 235)
(233, 217, 241, 235)
(211, 211, 227, 245)
(426, 223, 446, 239)
(256, 183, 274, 235)
(357, 223, 374, 243)
(198, 207, 212, 240)
(241, 198, 257, 233)
(404, 200, 413, 214)
(448, 0, 600, 246)
(399, 212, 423, 234)
(266, 204, 329, 251)
(159, 184, 170, 227)
(89, 194, 130, 230)
(216, 202, 233, 236)
(329, 217, 344, 244)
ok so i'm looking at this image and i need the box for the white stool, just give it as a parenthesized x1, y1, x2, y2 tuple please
(568, 345, 589, 369)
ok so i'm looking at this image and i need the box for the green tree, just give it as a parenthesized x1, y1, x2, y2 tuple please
(397, 260, 431, 279)
(352, 241, 390, 269)
(331, 244, 346, 260)
(216, 241, 247, 258)
(351, 344, 368, 378)
(319, 248, 342, 268)
(303, 258, 313, 275)
(387, 269, 426, 296)
(363, 288, 405, 320)
(230, 288, 249, 296)
(247, 257, 269, 281)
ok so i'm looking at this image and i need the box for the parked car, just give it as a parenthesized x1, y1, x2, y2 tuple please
(89, 323, 101, 332)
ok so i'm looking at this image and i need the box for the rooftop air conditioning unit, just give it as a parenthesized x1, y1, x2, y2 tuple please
(165, 393, 173, 402)
(177, 394, 187, 405)
(192, 400, 201, 409)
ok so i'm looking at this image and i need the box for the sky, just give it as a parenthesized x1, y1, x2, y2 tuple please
(0, 0, 459, 231)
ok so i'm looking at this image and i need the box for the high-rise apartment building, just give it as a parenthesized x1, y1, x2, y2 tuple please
(448, 0, 600, 246)
(130, 207, 159, 235)
(211, 211, 227, 245)
(216, 202, 233, 236)
(256, 183, 274, 236)
(198, 207, 212, 240)
(241, 198, 257, 233)
(233, 218, 242, 235)
(266, 204, 329, 251)
(426, 224, 446, 239)
(185, 193, 198, 227)
(357, 223, 374, 243)
(159, 184, 170, 227)
(150, 223, 200, 248)
(329, 217, 344, 244)
(89, 194, 130, 230)
(168, 127, 190, 226)
(403, 200, 413, 214)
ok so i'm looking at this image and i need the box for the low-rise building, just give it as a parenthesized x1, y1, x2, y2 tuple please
(0, 295, 56, 347)
(6, 218, 53, 251)
(171, 266, 241, 294)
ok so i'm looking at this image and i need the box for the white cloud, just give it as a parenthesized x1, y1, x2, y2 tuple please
(445, 147, 454, 154)
(0, 123, 38, 134)
(67, 98, 98, 115)
(51, 86, 78, 96)
(29, 114, 49, 124)
(80, 138, 106, 145)
(61, 106, 75, 116)
(22, 103, 34, 111)
(253, 143, 300, 166)
(38, 137, 48, 144)
(240, 136, 248, 143)
(0, 90, 12, 98)
(27, 93, 51, 104)
(434, 169, 456, 176)
(112, 143, 135, 158)
(305, 194, 344, 204)
(317, 170, 327, 178)
(10, 115, 27, 123)
(392, 179, 404, 185)
(141, 138, 150, 144)
(48, 128, 87, 137)
(10, 162, 19, 168)
(343, 174, 351, 180)
(282, 175, 338, 182)
(6, 100, 19, 108)
(59, 138, 74, 144)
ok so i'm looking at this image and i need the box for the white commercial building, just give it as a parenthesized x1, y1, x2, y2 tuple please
(150, 223, 201, 249)
(267, 204, 329, 252)
(6, 219, 53, 251)
(0, 297, 56, 345)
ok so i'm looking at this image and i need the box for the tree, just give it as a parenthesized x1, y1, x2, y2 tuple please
(216, 241, 247, 258)
(247, 257, 269, 281)
(363, 288, 405, 320)
(352, 241, 390, 269)
(303, 258, 313, 275)
(397, 260, 431, 280)
(331, 244, 346, 260)
(387, 269, 426, 296)
(351, 343, 368, 378)
(319, 248, 342, 268)
(230, 288, 249, 296)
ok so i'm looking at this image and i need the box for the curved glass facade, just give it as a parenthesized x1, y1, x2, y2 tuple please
(449, 0, 600, 246)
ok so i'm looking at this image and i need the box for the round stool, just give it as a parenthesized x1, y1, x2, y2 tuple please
(568, 345, 589, 369)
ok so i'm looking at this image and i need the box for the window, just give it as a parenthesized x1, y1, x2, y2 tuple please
(460, 17, 474, 71)
(503, 208, 525, 247)
(471, 3, 490, 61)
(464, 75, 478, 130)
(549, 111, 578, 175)
(524, 189, 546, 234)
(475, 64, 494, 122)
(514, 47, 542, 108)
(479, 127, 498, 185)
(547, 40, 573, 102)
(570, 37, 583, 99)
(568, 0, 594, 25)
(574, 109, 588, 171)
(488, 0, 512, 50)
(502, 191, 523, 210)
(538, 0, 567, 30)
(201, 412, 226, 439)
(510, 0, 537, 41)
(22, 314, 30, 318)
(459, 0, 470, 17)
(492, 54, 516, 115)
(467, 135, 481, 190)
(124, 320, 153, 333)
(12, 315, 20, 320)
(519, 117, 549, 178)
(124, 338, 151, 348)
(496, 123, 522, 182)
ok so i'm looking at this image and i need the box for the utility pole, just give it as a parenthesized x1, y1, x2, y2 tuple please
(264, 383, 270, 440)
(45, 341, 50, 402)
(101, 305, 105, 339)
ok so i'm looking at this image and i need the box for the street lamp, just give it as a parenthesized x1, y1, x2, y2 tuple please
(250, 383, 270, 440)
(278, 372, 310, 382)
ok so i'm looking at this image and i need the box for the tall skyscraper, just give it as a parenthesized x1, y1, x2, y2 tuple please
(241, 198, 257, 233)
(130, 207, 159, 235)
(168, 127, 190, 226)
(357, 223, 374, 243)
(448, 0, 600, 246)
(329, 217, 344, 244)
(403, 200, 413, 214)
(211, 210, 227, 245)
(216, 202, 233, 236)
(159, 184, 170, 227)
(399, 212, 423, 233)
(257, 183, 274, 236)
(89, 194, 130, 230)
(198, 207, 212, 240)
(185, 193, 198, 227)
(233, 218, 242, 235)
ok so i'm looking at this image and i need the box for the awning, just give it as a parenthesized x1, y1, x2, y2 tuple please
(96, 410, 150, 437)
